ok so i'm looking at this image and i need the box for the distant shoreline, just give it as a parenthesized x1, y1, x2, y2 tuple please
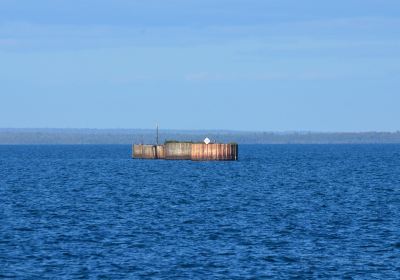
(1, 128, 400, 145)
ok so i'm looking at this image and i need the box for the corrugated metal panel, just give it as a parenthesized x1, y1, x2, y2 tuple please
(133, 143, 238, 161)
(165, 142, 192, 160)
(133, 145, 165, 159)
(191, 143, 238, 161)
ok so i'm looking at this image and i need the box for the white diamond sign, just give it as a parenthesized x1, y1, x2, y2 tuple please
(204, 137, 211, 145)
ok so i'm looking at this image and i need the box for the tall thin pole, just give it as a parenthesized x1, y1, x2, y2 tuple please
(156, 123, 159, 145)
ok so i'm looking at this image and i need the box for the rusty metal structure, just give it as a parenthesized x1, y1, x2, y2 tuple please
(191, 143, 238, 161)
(133, 142, 238, 161)
(133, 144, 165, 159)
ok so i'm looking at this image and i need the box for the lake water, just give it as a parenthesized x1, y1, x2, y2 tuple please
(1, 145, 400, 279)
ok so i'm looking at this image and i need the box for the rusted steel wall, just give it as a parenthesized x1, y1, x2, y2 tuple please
(156, 145, 165, 159)
(133, 143, 238, 160)
(191, 143, 238, 161)
(164, 142, 192, 160)
(133, 144, 155, 159)
(133, 145, 165, 159)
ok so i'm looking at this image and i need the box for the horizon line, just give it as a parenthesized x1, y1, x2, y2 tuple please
(0, 127, 399, 134)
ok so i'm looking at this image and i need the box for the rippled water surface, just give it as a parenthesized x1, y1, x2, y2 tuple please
(1, 145, 400, 279)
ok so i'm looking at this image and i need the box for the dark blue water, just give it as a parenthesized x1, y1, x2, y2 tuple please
(1, 145, 400, 279)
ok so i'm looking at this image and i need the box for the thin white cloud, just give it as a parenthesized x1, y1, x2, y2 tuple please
(184, 72, 225, 82)
(184, 71, 348, 82)
(1, 16, 400, 52)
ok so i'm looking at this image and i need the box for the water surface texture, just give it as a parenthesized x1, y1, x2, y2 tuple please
(1, 145, 400, 279)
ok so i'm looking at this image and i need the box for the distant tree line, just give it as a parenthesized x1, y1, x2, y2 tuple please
(1, 129, 400, 145)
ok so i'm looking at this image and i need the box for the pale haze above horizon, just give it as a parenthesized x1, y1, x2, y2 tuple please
(1, 0, 399, 132)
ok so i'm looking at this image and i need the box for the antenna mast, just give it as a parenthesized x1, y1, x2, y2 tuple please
(156, 123, 159, 145)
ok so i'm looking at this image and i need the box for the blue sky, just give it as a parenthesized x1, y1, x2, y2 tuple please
(1, 0, 399, 131)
